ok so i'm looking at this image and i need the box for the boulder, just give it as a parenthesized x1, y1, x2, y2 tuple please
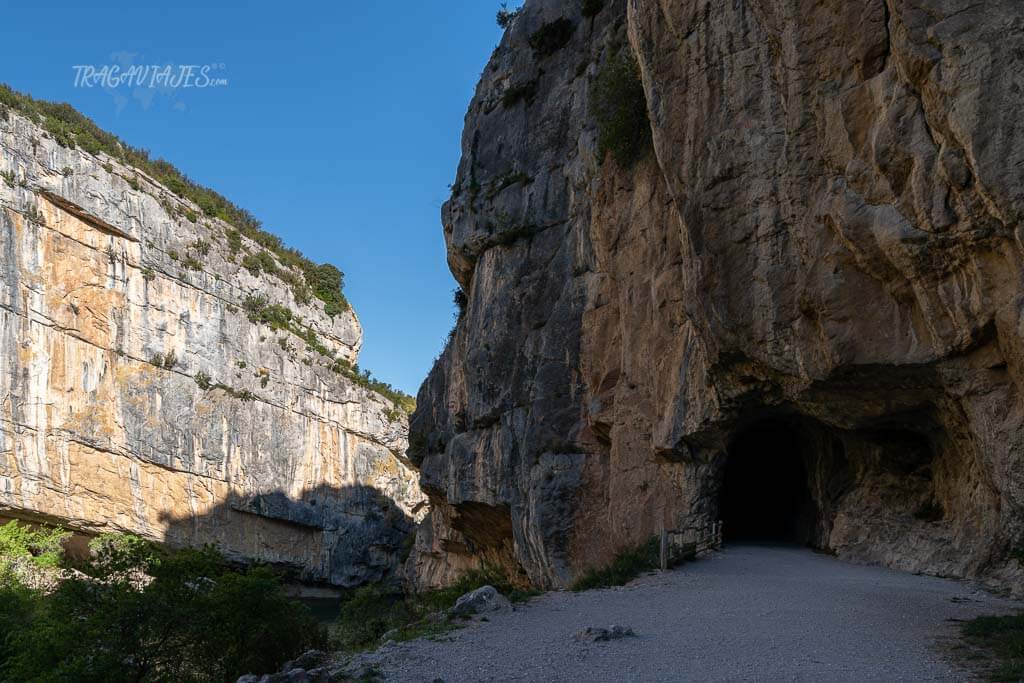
(448, 585, 511, 618)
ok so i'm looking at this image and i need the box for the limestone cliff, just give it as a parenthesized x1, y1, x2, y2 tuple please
(408, 0, 1024, 593)
(0, 106, 424, 586)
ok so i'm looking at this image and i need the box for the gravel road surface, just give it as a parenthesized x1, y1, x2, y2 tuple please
(374, 545, 1020, 682)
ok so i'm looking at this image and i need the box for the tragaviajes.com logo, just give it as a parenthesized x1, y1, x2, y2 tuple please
(72, 64, 228, 89)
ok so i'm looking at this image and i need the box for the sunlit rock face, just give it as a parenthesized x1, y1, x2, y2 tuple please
(407, 0, 1024, 594)
(0, 110, 425, 587)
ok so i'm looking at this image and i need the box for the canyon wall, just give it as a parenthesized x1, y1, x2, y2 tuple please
(408, 0, 1024, 593)
(0, 108, 424, 587)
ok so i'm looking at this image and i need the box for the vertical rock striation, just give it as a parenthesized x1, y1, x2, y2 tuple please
(0, 108, 424, 586)
(408, 0, 1024, 593)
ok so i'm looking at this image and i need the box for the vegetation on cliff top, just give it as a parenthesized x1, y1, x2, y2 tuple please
(0, 521, 324, 682)
(0, 83, 416, 413)
(241, 293, 415, 412)
(495, 3, 521, 29)
(0, 83, 348, 317)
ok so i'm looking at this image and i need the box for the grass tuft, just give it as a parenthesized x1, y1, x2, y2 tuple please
(962, 613, 1024, 681)
(570, 536, 660, 591)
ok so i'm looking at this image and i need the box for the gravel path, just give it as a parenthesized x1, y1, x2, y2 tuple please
(375, 545, 1021, 682)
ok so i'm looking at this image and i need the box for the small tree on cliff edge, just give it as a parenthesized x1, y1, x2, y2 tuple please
(497, 3, 521, 29)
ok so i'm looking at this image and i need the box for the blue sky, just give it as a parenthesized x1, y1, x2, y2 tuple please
(1, 1, 522, 396)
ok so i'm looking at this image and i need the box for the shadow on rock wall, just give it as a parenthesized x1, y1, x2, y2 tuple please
(159, 484, 416, 588)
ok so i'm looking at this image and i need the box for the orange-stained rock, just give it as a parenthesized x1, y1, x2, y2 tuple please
(407, 0, 1024, 594)
(0, 110, 424, 586)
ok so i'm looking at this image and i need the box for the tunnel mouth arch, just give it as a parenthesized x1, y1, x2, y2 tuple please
(719, 418, 817, 545)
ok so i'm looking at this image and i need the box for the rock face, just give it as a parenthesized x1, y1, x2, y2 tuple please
(408, 0, 1024, 593)
(0, 109, 425, 586)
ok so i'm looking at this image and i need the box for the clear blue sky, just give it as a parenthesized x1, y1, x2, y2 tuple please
(1, 1, 522, 396)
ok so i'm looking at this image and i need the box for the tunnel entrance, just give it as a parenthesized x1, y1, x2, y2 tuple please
(720, 420, 816, 544)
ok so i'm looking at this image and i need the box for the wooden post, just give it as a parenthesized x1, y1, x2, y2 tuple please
(659, 526, 668, 571)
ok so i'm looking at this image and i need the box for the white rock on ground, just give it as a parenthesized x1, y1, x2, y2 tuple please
(448, 585, 512, 618)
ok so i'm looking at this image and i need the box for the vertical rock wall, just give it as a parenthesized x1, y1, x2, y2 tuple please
(408, 0, 1024, 593)
(0, 109, 425, 586)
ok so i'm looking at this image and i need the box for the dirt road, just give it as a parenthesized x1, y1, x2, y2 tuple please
(374, 545, 1019, 682)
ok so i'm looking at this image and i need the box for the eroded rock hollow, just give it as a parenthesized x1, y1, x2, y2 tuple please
(407, 0, 1024, 593)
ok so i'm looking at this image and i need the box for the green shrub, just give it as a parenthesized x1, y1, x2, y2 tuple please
(0, 521, 69, 570)
(0, 572, 36, 669)
(301, 263, 347, 317)
(329, 358, 416, 414)
(0, 529, 324, 682)
(590, 50, 652, 168)
(149, 351, 178, 370)
(24, 205, 44, 225)
(453, 287, 468, 319)
(570, 536, 659, 591)
(241, 290, 413, 413)
(529, 18, 574, 57)
(141, 266, 155, 282)
(194, 371, 213, 390)
(243, 294, 293, 330)
(962, 613, 1024, 681)
(225, 229, 243, 254)
(332, 584, 414, 652)
(496, 4, 521, 29)
(242, 250, 279, 276)
(243, 292, 269, 317)
(87, 532, 159, 577)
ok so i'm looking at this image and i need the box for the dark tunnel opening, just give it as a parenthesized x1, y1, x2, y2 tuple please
(720, 419, 816, 544)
